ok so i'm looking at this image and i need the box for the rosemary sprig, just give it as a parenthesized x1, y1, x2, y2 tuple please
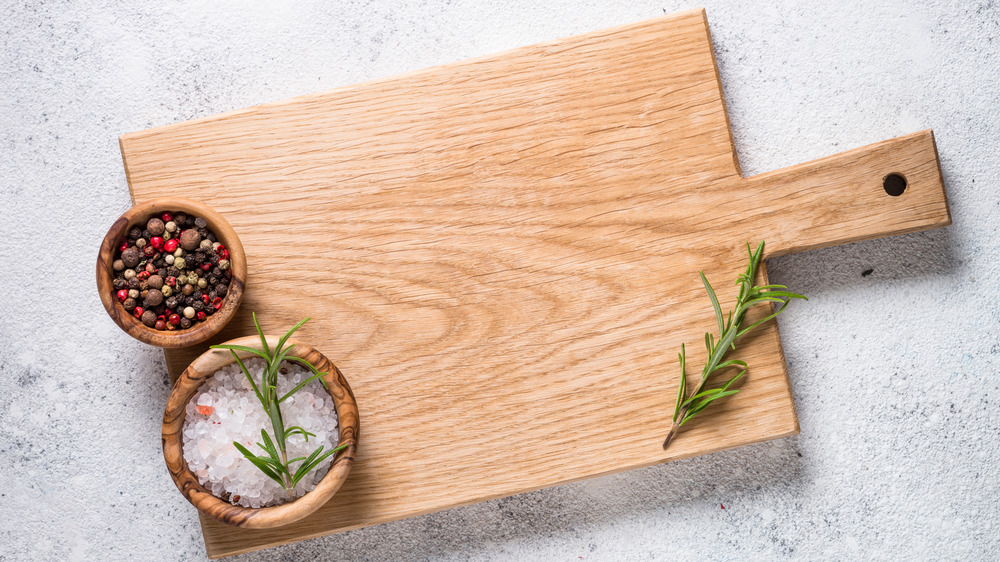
(212, 313, 347, 497)
(663, 241, 806, 450)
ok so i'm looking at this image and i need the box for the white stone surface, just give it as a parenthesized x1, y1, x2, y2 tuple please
(1, 0, 998, 560)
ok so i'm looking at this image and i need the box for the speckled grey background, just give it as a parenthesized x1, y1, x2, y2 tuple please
(2, 0, 998, 560)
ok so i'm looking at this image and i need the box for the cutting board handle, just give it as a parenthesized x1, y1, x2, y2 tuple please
(742, 130, 950, 257)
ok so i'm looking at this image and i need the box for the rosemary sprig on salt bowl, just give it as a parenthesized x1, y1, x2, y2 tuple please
(162, 314, 359, 529)
(212, 314, 348, 499)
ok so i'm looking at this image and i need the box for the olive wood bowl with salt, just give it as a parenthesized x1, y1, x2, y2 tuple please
(162, 335, 360, 529)
(96, 197, 246, 348)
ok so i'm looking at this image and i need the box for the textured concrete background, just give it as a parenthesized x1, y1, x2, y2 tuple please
(2, 0, 998, 560)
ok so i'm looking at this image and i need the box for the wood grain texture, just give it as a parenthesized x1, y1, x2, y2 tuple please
(162, 336, 359, 528)
(96, 197, 247, 348)
(119, 9, 950, 557)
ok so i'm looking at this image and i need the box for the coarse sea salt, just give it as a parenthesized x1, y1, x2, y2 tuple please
(182, 358, 339, 508)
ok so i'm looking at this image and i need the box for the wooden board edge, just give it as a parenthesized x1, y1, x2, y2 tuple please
(926, 129, 954, 227)
(758, 261, 800, 436)
(118, 9, 710, 142)
(205, 427, 801, 558)
(700, 8, 742, 178)
(118, 134, 137, 205)
(204, 422, 801, 558)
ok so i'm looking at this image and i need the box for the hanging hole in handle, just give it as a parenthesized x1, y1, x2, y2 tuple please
(883, 173, 907, 196)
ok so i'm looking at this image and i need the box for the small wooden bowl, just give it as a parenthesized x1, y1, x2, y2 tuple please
(96, 197, 247, 348)
(162, 336, 360, 528)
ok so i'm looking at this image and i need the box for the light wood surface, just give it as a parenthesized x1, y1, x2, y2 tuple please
(119, 9, 950, 557)
(96, 197, 247, 348)
(162, 336, 359, 528)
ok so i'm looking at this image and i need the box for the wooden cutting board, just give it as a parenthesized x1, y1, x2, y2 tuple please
(120, 9, 950, 558)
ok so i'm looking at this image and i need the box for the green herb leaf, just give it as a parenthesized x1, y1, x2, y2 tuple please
(284, 426, 316, 442)
(233, 442, 284, 485)
(291, 443, 348, 488)
(252, 312, 270, 358)
(278, 370, 329, 403)
(672, 344, 687, 423)
(210, 344, 269, 362)
(701, 272, 725, 338)
(275, 317, 310, 357)
(284, 356, 332, 389)
(230, 351, 264, 406)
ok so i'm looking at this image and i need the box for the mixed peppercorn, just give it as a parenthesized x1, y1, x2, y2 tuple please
(111, 211, 233, 331)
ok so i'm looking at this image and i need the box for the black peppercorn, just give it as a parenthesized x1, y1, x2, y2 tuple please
(111, 209, 229, 333)
(144, 289, 163, 307)
(146, 218, 165, 236)
(179, 229, 201, 251)
(121, 247, 140, 268)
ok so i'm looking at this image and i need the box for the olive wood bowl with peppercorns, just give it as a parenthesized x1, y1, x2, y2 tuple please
(96, 197, 246, 348)
(162, 336, 359, 528)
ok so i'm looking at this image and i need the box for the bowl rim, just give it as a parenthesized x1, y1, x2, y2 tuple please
(162, 335, 360, 528)
(96, 197, 247, 348)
